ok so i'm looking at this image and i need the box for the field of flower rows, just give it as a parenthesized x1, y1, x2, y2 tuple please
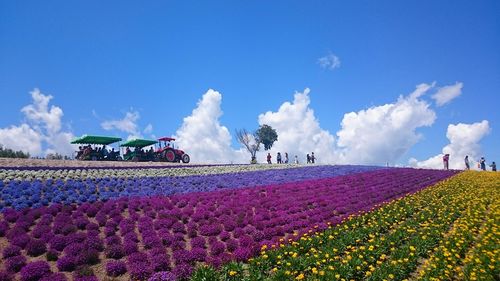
(193, 171, 499, 281)
(0, 165, 381, 211)
(0, 163, 476, 281)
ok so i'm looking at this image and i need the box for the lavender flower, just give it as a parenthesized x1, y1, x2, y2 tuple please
(5, 255, 27, 272)
(57, 255, 76, 272)
(26, 239, 47, 257)
(20, 261, 51, 281)
(148, 271, 176, 281)
(105, 260, 127, 277)
(2, 245, 21, 259)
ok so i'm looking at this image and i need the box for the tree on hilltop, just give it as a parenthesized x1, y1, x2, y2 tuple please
(255, 124, 278, 151)
(236, 129, 260, 164)
(236, 124, 278, 164)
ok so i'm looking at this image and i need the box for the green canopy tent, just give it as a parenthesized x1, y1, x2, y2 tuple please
(120, 139, 158, 148)
(120, 139, 158, 161)
(71, 135, 123, 161)
(71, 135, 122, 145)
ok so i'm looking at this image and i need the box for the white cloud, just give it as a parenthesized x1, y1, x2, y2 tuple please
(255, 84, 438, 165)
(0, 88, 75, 156)
(174, 89, 247, 164)
(143, 123, 153, 134)
(335, 83, 437, 165)
(21, 89, 63, 134)
(318, 53, 341, 70)
(0, 124, 43, 155)
(258, 88, 337, 164)
(431, 82, 463, 106)
(410, 120, 490, 169)
(101, 110, 141, 139)
(173, 82, 476, 166)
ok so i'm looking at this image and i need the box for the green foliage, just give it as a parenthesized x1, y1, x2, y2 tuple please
(46, 153, 64, 160)
(190, 265, 220, 280)
(256, 125, 278, 151)
(0, 144, 30, 158)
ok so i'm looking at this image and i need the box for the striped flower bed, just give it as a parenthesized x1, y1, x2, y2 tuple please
(0, 165, 458, 280)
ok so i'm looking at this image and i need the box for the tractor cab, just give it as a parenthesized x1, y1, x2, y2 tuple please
(120, 139, 157, 162)
(71, 135, 122, 161)
(156, 137, 190, 163)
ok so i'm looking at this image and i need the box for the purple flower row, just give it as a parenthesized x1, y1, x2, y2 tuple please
(0, 165, 382, 211)
(0, 168, 458, 280)
(0, 163, 235, 171)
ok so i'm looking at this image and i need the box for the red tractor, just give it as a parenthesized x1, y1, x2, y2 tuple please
(156, 137, 190, 163)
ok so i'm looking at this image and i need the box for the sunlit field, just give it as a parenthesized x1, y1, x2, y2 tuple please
(0, 163, 498, 280)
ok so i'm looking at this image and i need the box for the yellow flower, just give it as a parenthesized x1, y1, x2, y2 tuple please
(229, 270, 237, 276)
(296, 273, 305, 280)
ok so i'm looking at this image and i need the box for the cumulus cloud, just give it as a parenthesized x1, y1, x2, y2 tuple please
(431, 82, 463, 106)
(255, 84, 438, 165)
(101, 110, 141, 139)
(258, 88, 337, 164)
(174, 82, 474, 166)
(0, 88, 75, 156)
(335, 83, 437, 165)
(0, 124, 43, 155)
(21, 89, 63, 134)
(410, 120, 490, 169)
(174, 89, 246, 164)
(318, 53, 341, 70)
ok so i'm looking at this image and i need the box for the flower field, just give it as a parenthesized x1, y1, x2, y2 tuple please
(0, 163, 496, 281)
(191, 171, 499, 281)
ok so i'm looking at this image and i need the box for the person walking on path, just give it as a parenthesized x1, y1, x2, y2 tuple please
(443, 154, 450, 170)
(276, 152, 282, 164)
(306, 154, 311, 164)
(311, 152, 315, 164)
(480, 157, 486, 171)
(267, 153, 272, 164)
(490, 161, 497, 171)
(464, 155, 470, 170)
(284, 152, 289, 164)
(294, 155, 299, 164)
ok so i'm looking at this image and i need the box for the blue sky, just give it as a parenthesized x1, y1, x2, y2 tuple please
(0, 1, 498, 166)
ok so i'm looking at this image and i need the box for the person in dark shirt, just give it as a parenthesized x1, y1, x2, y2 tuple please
(480, 157, 486, 171)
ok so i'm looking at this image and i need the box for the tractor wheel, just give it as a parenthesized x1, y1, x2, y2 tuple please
(182, 154, 190, 163)
(163, 149, 176, 162)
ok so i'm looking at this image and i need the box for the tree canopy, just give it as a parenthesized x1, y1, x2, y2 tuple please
(256, 124, 278, 151)
(0, 144, 30, 158)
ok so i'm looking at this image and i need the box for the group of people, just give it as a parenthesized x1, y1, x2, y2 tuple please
(443, 154, 496, 171)
(124, 146, 156, 161)
(76, 145, 119, 161)
(266, 152, 316, 164)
